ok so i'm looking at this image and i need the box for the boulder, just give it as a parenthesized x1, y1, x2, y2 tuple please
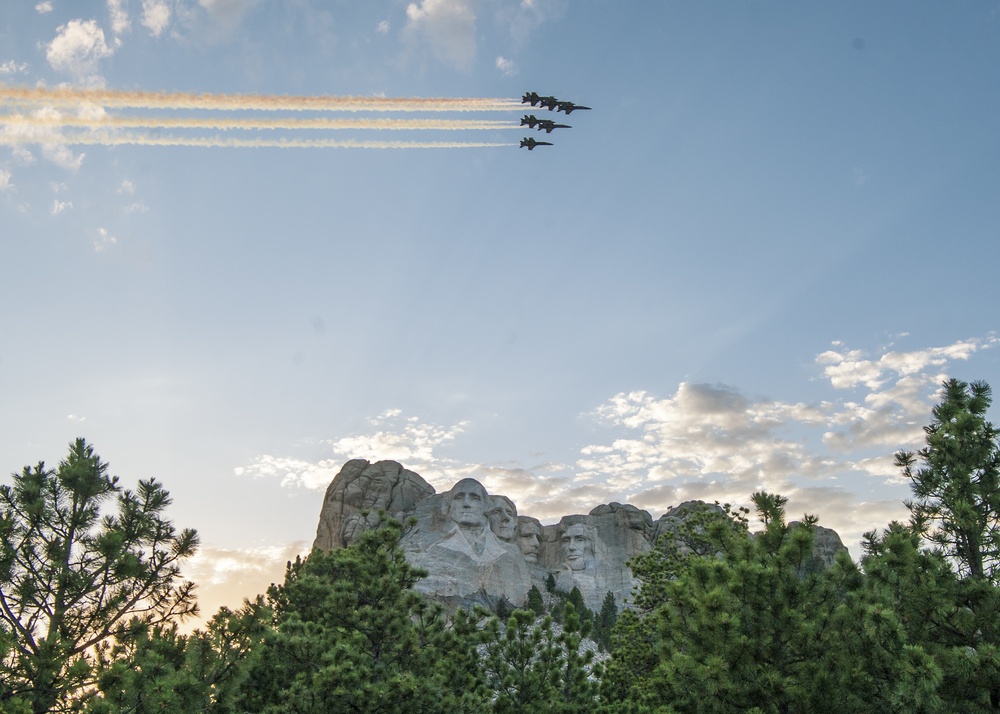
(312, 459, 434, 551)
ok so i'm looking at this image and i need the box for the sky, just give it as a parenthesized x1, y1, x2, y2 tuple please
(2, 1, 1000, 624)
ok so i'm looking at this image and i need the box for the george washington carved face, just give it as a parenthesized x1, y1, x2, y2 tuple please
(446, 478, 489, 529)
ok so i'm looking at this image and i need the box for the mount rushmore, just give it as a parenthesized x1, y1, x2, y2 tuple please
(313, 459, 847, 613)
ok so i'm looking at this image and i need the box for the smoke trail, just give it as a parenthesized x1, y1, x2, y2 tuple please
(0, 84, 523, 113)
(0, 113, 519, 132)
(0, 131, 514, 149)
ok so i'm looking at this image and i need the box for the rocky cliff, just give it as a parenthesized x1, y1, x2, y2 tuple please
(313, 459, 848, 613)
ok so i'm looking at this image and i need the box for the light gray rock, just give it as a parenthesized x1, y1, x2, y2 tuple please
(312, 459, 434, 551)
(790, 521, 849, 571)
(401, 478, 532, 610)
(312, 460, 849, 614)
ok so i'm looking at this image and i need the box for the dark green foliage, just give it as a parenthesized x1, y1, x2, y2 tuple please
(526, 585, 546, 616)
(233, 515, 486, 714)
(479, 604, 596, 714)
(545, 572, 557, 593)
(592, 591, 617, 652)
(0, 440, 198, 713)
(84, 598, 269, 713)
(896, 378, 1000, 582)
(496, 596, 514, 621)
(601, 494, 941, 713)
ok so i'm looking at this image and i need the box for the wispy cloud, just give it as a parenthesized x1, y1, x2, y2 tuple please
(234, 336, 998, 556)
(496, 55, 517, 76)
(107, 0, 131, 39)
(197, 0, 262, 34)
(185, 542, 305, 627)
(0, 60, 28, 76)
(50, 199, 72, 214)
(405, 0, 477, 71)
(46, 19, 114, 84)
(0, 168, 11, 192)
(35, 1, 53, 14)
(141, 0, 172, 37)
(93, 226, 116, 251)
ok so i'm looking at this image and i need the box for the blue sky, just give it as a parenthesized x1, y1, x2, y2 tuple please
(2, 1, 1000, 621)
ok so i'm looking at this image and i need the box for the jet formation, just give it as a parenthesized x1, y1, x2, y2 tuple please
(520, 91, 590, 150)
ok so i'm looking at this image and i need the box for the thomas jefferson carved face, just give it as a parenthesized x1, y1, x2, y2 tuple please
(561, 523, 595, 571)
(488, 496, 517, 542)
(447, 478, 489, 529)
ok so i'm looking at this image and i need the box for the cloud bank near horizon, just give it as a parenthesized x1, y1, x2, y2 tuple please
(235, 334, 999, 553)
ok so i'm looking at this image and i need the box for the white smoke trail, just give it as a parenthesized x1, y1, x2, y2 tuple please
(0, 84, 523, 113)
(0, 113, 519, 131)
(0, 131, 514, 149)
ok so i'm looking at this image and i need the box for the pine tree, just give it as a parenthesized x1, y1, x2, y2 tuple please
(602, 493, 940, 713)
(592, 592, 617, 652)
(232, 515, 485, 714)
(896, 378, 1000, 582)
(526, 585, 546, 617)
(0, 440, 198, 713)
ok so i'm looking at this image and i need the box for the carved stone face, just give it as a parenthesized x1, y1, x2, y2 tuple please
(561, 523, 594, 571)
(447, 478, 489, 528)
(488, 496, 517, 542)
(516, 520, 541, 562)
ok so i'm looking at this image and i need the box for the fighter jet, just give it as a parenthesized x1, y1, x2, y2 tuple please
(520, 137, 553, 150)
(534, 119, 571, 133)
(520, 114, 542, 128)
(538, 95, 560, 111)
(555, 101, 591, 114)
(521, 91, 542, 106)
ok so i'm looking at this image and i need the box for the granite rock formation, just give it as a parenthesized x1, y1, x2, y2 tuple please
(313, 459, 849, 613)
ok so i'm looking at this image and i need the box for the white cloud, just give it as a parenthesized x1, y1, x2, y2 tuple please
(1, 107, 86, 171)
(118, 179, 136, 194)
(51, 199, 72, 214)
(377, 19, 391, 34)
(233, 335, 998, 556)
(405, 0, 477, 71)
(107, 0, 131, 37)
(236, 455, 344, 491)
(185, 542, 305, 626)
(35, 1, 53, 13)
(93, 227, 117, 251)
(46, 19, 114, 82)
(0, 169, 12, 192)
(0, 60, 28, 75)
(495, 55, 517, 76)
(198, 0, 260, 31)
(498, 0, 567, 44)
(141, 0, 172, 36)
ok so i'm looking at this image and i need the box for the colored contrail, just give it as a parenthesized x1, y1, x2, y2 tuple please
(0, 84, 524, 150)
(0, 131, 513, 149)
(0, 113, 519, 132)
(0, 84, 523, 113)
